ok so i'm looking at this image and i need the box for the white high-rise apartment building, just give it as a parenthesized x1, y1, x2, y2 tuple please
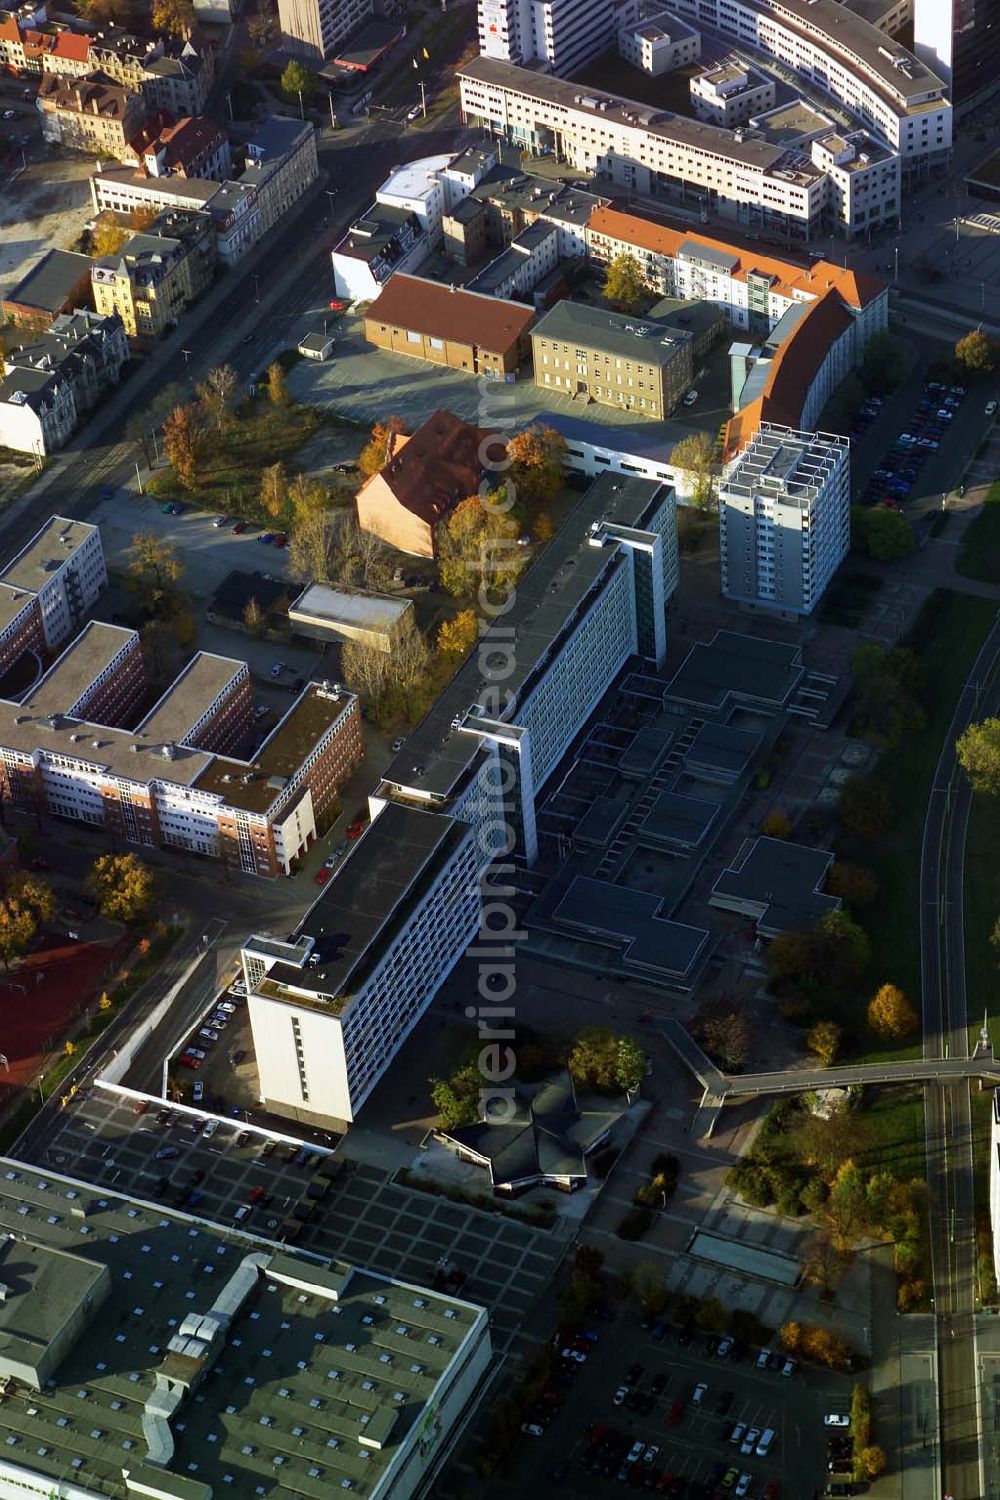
(719, 423, 850, 616)
(1, 516, 105, 648)
(479, 0, 614, 77)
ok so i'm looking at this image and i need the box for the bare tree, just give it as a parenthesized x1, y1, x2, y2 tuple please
(332, 516, 392, 590)
(197, 364, 240, 430)
(288, 508, 337, 582)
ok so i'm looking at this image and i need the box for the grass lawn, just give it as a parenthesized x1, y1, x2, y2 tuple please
(855, 1086, 927, 1183)
(964, 789, 1000, 1044)
(957, 479, 1000, 582)
(839, 590, 999, 1060)
(152, 398, 338, 521)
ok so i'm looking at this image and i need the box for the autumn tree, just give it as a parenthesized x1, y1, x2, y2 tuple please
(568, 1027, 618, 1091)
(671, 431, 718, 508)
(801, 1232, 841, 1296)
(260, 461, 289, 521)
(615, 1035, 646, 1096)
(288, 507, 336, 582)
(794, 1104, 872, 1178)
(331, 514, 392, 590)
(695, 1005, 749, 1071)
(957, 717, 1000, 795)
(768, 910, 870, 999)
(856, 1446, 887, 1482)
(280, 56, 314, 101)
(533, 512, 555, 543)
(838, 772, 894, 839)
(806, 1019, 842, 1065)
(437, 493, 522, 598)
(505, 425, 566, 504)
(196, 364, 239, 431)
(125, 533, 185, 617)
(823, 1160, 869, 1250)
(162, 402, 207, 490)
(761, 809, 791, 839)
(342, 628, 430, 723)
(851, 642, 925, 749)
(0, 896, 39, 968)
(267, 360, 290, 407)
(574, 1244, 604, 1279)
(243, 597, 263, 636)
(955, 327, 997, 374)
(867, 982, 919, 1040)
(437, 609, 479, 661)
(151, 0, 194, 35)
(91, 215, 130, 257)
(6, 872, 55, 926)
(86, 853, 155, 924)
(603, 251, 646, 312)
(826, 862, 877, 907)
(357, 417, 407, 479)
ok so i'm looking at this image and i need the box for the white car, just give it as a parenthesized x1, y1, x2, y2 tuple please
(1, 110, 15, 120)
(407, 104, 421, 120)
(780, 1358, 796, 1377)
(682, 389, 699, 407)
(521, 1423, 544, 1436)
(212, 515, 228, 528)
(643, 1445, 660, 1467)
(625, 1441, 645, 1466)
(987, 400, 997, 417)
(692, 1383, 707, 1405)
(741, 1428, 760, 1456)
(755, 1349, 770, 1369)
(735, 1474, 752, 1497)
(203, 1119, 219, 1139)
(561, 1347, 587, 1363)
(613, 1386, 628, 1407)
(824, 1413, 850, 1428)
(217, 1000, 237, 1015)
(717, 1336, 733, 1359)
(228, 979, 247, 996)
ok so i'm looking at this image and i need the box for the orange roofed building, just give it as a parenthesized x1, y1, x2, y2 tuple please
(356, 410, 500, 559)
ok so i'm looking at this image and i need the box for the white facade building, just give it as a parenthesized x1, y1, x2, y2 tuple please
(244, 804, 482, 1125)
(666, 0, 951, 174)
(719, 422, 850, 616)
(378, 471, 679, 867)
(1, 516, 106, 648)
(618, 8, 701, 75)
(466, 218, 561, 299)
(689, 63, 775, 126)
(478, 0, 615, 77)
(375, 154, 454, 243)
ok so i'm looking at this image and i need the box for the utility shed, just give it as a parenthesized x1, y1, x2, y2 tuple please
(288, 583, 414, 652)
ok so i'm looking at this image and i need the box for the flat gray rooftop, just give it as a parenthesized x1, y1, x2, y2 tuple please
(138, 652, 244, 748)
(710, 835, 840, 933)
(381, 471, 669, 802)
(259, 804, 467, 1011)
(553, 875, 709, 979)
(620, 721, 673, 778)
(665, 631, 803, 711)
(1, 516, 98, 595)
(684, 721, 761, 779)
(639, 789, 719, 849)
(30, 622, 137, 716)
(532, 299, 692, 369)
(0, 1159, 484, 1500)
(573, 795, 631, 848)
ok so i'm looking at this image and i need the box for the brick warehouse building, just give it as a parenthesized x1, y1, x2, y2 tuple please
(0, 624, 364, 878)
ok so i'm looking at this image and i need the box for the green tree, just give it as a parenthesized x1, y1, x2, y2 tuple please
(86, 853, 155, 924)
(794, 1105, 872, 1178)
(437, 493, 523, 599)
(838, 772, 894, 839)
(125, 533, 184, 617)
(860, 505, 914, 562)
(615, 1035, 646, 1096)
(671, 432, 718, 508)
(957, 717, 1000, 794)
(602, 251, 646, 312)
(568, 1027, 618, 1090)
(505, 425, 566, 504)
(851, 641, 924, 746)
(862, 330, 906, 394)
(280, 57, 314, 101)
(955, 328, 997, 375)
(429, 1061, 481, 1130)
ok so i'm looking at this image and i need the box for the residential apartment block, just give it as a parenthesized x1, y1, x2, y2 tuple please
(244, 803, 482, 1124)
(531, 299, 693, 419)
(128, 113, 231, 180)
(0, 516, 106, 649)
(0, 310, 129, 456)
(36, 69, 145, 159)
(91, 212, 217, 337)
(0, 1161, 492, 1500)
(15, 22, 216, 115)
(719, 421, 850, 615)
(665, 0, 951, 174)
(690, 63, 775, 126)
(618, 8, 701, 75)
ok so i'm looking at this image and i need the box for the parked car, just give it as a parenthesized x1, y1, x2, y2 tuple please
(824, 1414, 850, 1428)
(179, 1054, 201, 1070)
(691, 1383, 707, 1405)
(203, 1119, 219, 1139)
(133, 1098, 150, 1116)
(231, 520, 247, 534)
(192, 1081, 204, 1104)
(212, 515, 228, 528)
(522, 1423, 545, 1437)
(154, 1145, 178, 1160)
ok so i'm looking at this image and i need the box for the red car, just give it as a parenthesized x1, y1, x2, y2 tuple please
(314, 867, 331, 885)
(273, 533, 288, 548)
(231, 520, 247, 534)
(248, 1184, 266, 1204)
(329, 299, 346, 310)
(179, 1054, 202, 1070)
(667, 1400, 684, 1427)
(133, 1098, 150, 1116)
(762, 1484, 779, 1499)
(346, 820, 365, 839)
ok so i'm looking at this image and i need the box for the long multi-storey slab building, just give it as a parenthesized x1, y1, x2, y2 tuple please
(0, 612, 363, 877)
(243, 471, 681, 1127)
(0, 1159, 491, 1500)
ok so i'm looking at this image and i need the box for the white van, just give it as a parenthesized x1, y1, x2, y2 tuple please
(756, 1428, 775, 1458)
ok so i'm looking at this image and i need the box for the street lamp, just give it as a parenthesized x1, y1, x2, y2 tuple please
(251, 274, 260, 305)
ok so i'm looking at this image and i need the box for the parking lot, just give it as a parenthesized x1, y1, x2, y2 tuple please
(856, 376, 985, 513)
(497, 1312, 852, 1500)
(30, 1080, 565, 1352)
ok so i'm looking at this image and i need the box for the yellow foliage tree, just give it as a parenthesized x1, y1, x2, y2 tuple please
(866, 982, 919, 1040)
(806, 1019, 842, 1065)
(761, 809, 791, 839)
(437, 609, 479, 660)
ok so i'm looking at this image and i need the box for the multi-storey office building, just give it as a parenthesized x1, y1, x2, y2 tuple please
(460, 58, 838, 241)
(243, 802, 482, 1125)
(719, 421, 849, 615)
(479, 0, 615, 77)
(0, 515, 106, 649)
(690, 62, 775, 126)
(0, 1161, 492, 1500)
(531, 298, 694, 418)
(619, 8, 702, 76)
(914, 0, 1000, 113)
(377, 472, 679, 867)
(666, 0, 951, 175)
(278, 0, 373, 59)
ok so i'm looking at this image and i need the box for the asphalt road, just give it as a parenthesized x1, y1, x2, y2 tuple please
(920, 616, 1000, 1500)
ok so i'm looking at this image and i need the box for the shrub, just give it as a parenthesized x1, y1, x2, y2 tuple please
(616, 1206, 653, 1241)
